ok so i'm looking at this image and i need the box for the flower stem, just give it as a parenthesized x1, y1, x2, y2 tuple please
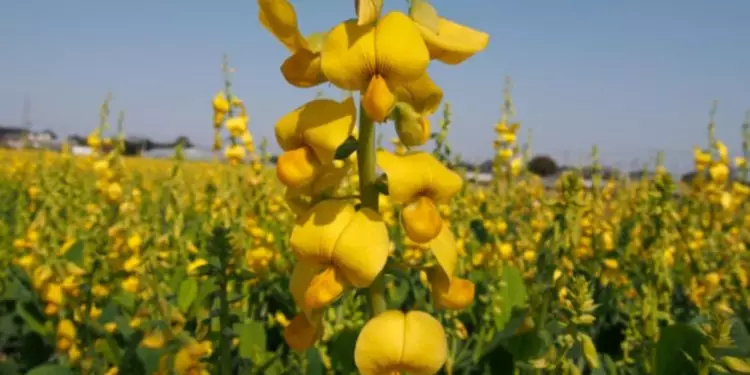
(358, 100, 386, 317)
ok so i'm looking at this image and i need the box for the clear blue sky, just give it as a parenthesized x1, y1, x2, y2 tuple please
(1, 0, 749, 172)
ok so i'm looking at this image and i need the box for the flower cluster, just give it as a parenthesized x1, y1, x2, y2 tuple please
(258, 0, 488, 373)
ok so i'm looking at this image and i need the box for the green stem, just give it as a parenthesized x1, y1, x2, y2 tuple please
(216, 230, 232, 375)
(358, 101, 386, 317)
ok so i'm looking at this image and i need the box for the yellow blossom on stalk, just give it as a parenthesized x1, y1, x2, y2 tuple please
(174, 339, 212, 375)
(354, 310, 447, 375)
(257, 0, 328, 88)
(225, 115, 248, 138)
(224, 144, 246, 165)
(289, 199, 389, 311)
(56, 319, 76, 352)
(694, 147, 711, 170)
(409, 2, 490, 65)
(377, 151, 462, 243)
(275, 98, 356, 191)
(212, 91, 230, 127)
(321, 12, 430, 122)
(495, 122, 519, 144)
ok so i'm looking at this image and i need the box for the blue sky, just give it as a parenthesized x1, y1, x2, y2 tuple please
(1, 0, 749, 172)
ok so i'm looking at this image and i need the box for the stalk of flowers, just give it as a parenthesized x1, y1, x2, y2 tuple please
(492, 79, 522, 184)
(212, 56, 257, 166)
(258, 0, 488, 373)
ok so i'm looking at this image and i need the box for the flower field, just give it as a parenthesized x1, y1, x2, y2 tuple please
(2, 1, 750, 374)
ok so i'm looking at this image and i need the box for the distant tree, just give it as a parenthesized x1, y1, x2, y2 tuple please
(174, 135, 194, 148)
(527, 155, 559, 177)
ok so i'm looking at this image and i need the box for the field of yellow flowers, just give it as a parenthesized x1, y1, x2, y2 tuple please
(3, 1, 750, 375)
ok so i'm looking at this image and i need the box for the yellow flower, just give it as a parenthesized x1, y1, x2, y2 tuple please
(426, 266, 475, 310)
(225, 144, 246, 164)
(212, 91, 230, 114)
(354, 310, 447, 375)
(212, 92, 230, 127)
(122, 276, 139, 293)
(377, 151, 462, 243)
(283, 312, 324, 352)
(56, 319, 76, 352)
(174, 339, 212, 375)
(709, 162, 729, 183)
(275, 98, 356, 192)
(321, 12, 430, 122)
(258, 0, 328, 87)
(225, 116, 249, 138)
(412, 11, 489, 65)
(289, 200, 389, 310)
(141, 330, 166, 349)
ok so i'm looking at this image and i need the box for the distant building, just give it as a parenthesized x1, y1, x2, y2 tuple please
(0, 126, 27, 148)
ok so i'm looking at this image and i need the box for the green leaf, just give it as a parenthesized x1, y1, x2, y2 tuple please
(26, 365, 75, 375)
(504, 330, 544, 362)
(494, 266, 528, 330)
(334, 136, 358, 160)
(168, 266, 186, 292)
(409, 0, 440, 34)
(16, 302, 48, 336)
(655, 324, 707, 375)
(177, 278, 198, 313)
(580, 333, 600, 369)
(137, 347, 164, 375)
(469, 219, 489, 244)
(476, 344, 514, 375)
(331, 328, 359, 374)
(62, 241, 84, 266)
(306, 348, 324, 375)
(723, 356, 750, 374)
(386, 277, 409, 309)
(235, 321, 267, 360)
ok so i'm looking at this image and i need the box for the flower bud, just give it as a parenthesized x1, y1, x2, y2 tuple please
(393, 102, 430, 147)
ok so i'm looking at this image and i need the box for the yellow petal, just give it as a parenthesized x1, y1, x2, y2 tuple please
(428, 269, 475, 310)
(284, 189, 312, 216)
(306, 158, 354, 196)
(402, 196, 443, 243)
(304, 267, 348, 310)
(289, 262, 321, 317)
(409, 0, 440, 34)
(363, 75, 396, 122)
(356, 0, 383, 26)
(395, 73, 443, 115)
(355, 310, 405, 375)
(321, 12, 429, 90)
(373, 12, 430, 84)
(401, 311, 448, 374)
(276, 147, 321, 189)
(332, 208, 390, 287)
(281, 49, 327, 88)
(430, 225, 458, 279)
(258, 0, 308, 52)
(354, 310, 447, 375)
(417, 17, 489, 65)
(376, 151, 463, 204)
(284, 313, 323, 352)
(321, 19, 376, 91)
(305, 32, 327, 53)
(290, 200, 357, 265)
(275, 98, 356, 164)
